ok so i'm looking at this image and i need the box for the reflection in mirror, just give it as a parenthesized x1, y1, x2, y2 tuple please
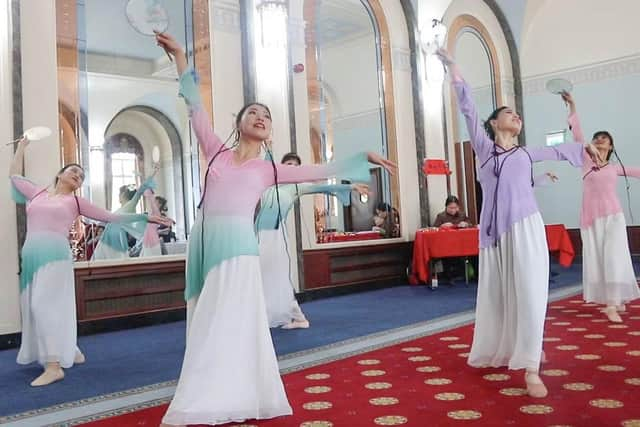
(58, 0, 196, 261)
(304, 0, 400, 243)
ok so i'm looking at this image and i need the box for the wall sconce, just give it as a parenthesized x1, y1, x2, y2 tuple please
(256, 0, 288, 49)
(420, 19, 447, 55)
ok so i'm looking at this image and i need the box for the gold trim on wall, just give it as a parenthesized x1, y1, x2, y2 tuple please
(368, 0, 401, 220)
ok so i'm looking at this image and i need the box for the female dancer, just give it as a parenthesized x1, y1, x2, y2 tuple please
(92, 177, 155, 260)
(256, 151, 369, 329)
(562, 91, 640, 322)
(9, 139, 168, 387)
(437, 49, 598, 397)
(155, 33, 394, 426)
(139, 186, 163, 257)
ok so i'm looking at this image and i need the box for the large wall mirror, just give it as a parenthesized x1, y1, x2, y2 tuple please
(447, 16, 501, 224)
(56, 0, 213, 262)
(302, 0, 400, 243)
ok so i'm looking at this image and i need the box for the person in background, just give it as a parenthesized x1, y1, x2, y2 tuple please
(434, 195, 471, 228)
(372, 202, 393, 236)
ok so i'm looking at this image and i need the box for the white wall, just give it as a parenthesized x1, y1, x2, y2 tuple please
(0, 2, 20, 336)
(519, 0, 640, 227)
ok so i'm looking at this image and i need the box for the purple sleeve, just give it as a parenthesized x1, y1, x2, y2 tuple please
(451, 80, 493, 160)
(527, 142, 584, 167)
(617, 165, 640, 178)
(77, 197, 148, 224)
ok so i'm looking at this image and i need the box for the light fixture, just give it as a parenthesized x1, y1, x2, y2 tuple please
(256, 0, 288, 49)
(420, 18, 447, 55)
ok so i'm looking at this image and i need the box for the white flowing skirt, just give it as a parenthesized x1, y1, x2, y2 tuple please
(163, 256, 292, 426)
(469, 213, 549, 371)
(17, 260, 80, 368)
(91, 241, 128, 260)
(581, 213, 640, 305)
(140, 243, 162, 258)
(258, 229, 306, 327)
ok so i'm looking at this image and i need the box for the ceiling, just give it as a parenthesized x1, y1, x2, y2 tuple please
(310, 0, 374, 45)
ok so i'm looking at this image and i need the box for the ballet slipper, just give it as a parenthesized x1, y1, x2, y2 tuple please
(524, 371, 548, 398)
(541, 350, 548, 364)
(617, 304, 626, 313)
(31, 366, 64, 387)
(605, 306, 622, 323)
(74, 351, 86, 365)
(281, 319, 310, 329)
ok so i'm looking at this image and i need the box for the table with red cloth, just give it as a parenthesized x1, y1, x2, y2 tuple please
(410, 224, 575, 284)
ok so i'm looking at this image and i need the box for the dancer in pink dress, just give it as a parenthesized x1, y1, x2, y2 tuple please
(9, 138, 169, 386)
(563, 91, 640, 322)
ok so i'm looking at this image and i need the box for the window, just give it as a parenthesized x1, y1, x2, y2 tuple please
(110, 152, 140, 211)
(546, 131, 566, 146)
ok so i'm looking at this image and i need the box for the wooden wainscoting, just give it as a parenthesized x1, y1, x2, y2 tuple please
(302, 242, 413, 290)
(74, 260, 186, 323)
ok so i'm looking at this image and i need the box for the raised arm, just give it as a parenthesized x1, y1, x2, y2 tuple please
(436, 49, 493, 159)
(156, 32, 224, 161)
(562, 92, 585, 144)
(8, 138, 42, 203)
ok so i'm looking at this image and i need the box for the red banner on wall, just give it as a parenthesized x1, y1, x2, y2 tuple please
(423, 159, 451, 175)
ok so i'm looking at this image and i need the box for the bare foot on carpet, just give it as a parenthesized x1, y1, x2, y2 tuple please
(525, 371, 548, 398)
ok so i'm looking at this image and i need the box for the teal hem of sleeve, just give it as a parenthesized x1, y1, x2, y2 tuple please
(178, 67, 202, 107)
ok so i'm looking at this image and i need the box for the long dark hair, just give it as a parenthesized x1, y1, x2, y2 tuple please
(281, 152, 301, 164)
(483, 106, 508, 141)
(591, 130, 633, 221)
(54, 163, 84, 186)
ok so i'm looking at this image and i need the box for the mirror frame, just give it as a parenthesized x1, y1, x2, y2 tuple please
(55, 0, 214, 263)
(301, 0, 402, 244)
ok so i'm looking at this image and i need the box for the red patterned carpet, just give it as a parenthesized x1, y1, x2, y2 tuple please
(81, 298, 640, 427)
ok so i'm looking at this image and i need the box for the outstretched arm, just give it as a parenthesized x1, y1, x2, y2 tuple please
(436, 48, 493, 159)
(562, 92, 586, 144)
(156, 32, 224, 161)
(9, 137, 28, 177)
(617, 165, 640, 179)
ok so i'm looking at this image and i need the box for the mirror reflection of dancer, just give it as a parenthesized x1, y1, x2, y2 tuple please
(91, 177, 156, 260)
(256, 151, 369, 330)
(437, 49, 599, 398)
(562, 91, 640, 322)
(9, 138, 168, 387)
(155, 33, 395, 427)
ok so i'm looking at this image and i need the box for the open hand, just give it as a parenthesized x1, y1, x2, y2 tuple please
(148, 215, 174, 227)
(584, 143, 602, 166)
(435, 48, 454, 66)
(154, 32, 183, 56)
(367, 152, 397, 175)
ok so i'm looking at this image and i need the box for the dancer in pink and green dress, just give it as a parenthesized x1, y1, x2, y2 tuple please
(9, 138, 169, 387)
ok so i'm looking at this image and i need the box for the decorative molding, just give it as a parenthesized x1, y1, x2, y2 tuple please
(392, 47, 411, 72)
(523, 54, 640, 97)
(211, 1, 241, 33)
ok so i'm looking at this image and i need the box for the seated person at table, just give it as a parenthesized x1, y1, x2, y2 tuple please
(433, 196, 477, 282)
(372, 202, 393, 236)
(434, 196, 471, 228)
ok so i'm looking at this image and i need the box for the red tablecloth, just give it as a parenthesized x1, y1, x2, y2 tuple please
(410, 224, 575, 284)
